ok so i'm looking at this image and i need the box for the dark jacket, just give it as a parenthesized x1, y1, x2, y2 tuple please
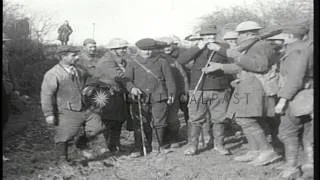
(126, 53, 176, 103)
(177, 43, 233, 91)
(161, 48, 189, 95)
(41, 63, 87, 117)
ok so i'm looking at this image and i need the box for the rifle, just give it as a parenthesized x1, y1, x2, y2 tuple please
(237, 29, 283, 52)
(188, 50, 216, 105)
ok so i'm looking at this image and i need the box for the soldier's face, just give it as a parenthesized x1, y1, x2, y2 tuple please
(85, 43, 97, 55)
(201, 34, 216, 44)
(225, 39, 237, 47)
(137, 49, 152, 59)
(113, 47, 127, 57)
(63, 52, 80, 66)
(163, 46, 173, 54)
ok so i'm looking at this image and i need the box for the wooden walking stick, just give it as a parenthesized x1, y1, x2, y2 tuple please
(137, 95, 147, 156)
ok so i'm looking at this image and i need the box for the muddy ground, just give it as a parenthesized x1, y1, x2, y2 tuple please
(2, 96, 305, 180)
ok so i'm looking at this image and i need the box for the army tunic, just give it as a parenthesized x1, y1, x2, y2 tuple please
(277, 40, 313, 142)
(177, 44, 233, 125)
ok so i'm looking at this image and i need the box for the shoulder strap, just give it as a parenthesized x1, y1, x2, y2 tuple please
(132, 56, 161, 82)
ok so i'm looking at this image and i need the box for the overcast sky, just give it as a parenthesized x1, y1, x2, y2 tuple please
(9, 0, 255, 45)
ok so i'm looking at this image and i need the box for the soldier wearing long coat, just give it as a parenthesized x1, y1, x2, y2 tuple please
(274, 24, 313, 178)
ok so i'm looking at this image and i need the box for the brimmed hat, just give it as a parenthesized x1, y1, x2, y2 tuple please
(282, 20, 309, 36)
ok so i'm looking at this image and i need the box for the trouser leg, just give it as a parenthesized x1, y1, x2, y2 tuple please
(213, 123, 231, 155)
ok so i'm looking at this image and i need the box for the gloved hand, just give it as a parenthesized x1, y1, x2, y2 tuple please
(275, 98, 288, 114)
(230, 79, 240, 88)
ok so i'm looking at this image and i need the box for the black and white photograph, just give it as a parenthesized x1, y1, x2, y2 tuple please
(2, 0, 314, 179)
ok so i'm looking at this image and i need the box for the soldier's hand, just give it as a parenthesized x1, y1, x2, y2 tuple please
(275, 98, 287, 114)
(45, 116, 56, 125)
(131, 87, 142, 96)
(179, 93, 189, 103)
(197, 40, 206, 49)
(202, 62, 222, 74)
(207, 42, 221, 51)
(230, 79, 240, 87)
(167, 95, 175, 105)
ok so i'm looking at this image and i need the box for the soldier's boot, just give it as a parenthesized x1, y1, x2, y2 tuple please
(129, 130, 144, 158)
(278, 140, 301, 179)
(234, 134, 259, 162)
(184, 125, 201, 156)
(249, 131, 281, 166)
(54, 142, 69, 162)
(301, 142, 313, 172)
(199, 121, 213, 149)
(213, 123, 231, 155)
(169, 128, 181, 149)
(153, 128, 170, 154)
(108, 128, 121, 153)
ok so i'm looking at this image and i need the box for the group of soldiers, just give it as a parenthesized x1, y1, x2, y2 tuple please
(3, 17, 313, 179)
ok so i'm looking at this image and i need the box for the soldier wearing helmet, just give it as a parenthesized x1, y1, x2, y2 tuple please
(157, 36, 189, 148)
(177, 25, 234, 156)
(106, 38, 130, 70)
(202, 21, 281, 166)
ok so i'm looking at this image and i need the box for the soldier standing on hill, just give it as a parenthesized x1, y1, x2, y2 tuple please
(58, 20, 73, 45)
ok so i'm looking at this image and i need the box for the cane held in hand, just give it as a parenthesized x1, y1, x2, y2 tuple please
(137, 94, 147, 156)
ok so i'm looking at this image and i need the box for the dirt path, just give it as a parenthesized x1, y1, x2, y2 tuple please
(3, 100, 285, 180)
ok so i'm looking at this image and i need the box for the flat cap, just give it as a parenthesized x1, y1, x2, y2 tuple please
(135, 38, 168, 50)
(56, 45, 81, 54)
(83, 38, 96, 46)
(199, 25, 217, 35)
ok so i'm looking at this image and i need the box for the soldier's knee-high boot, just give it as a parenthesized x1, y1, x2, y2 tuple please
(278, 139, 301, 178)
(154, 128, 167, 152)
(184, 124, 201, 156)
(213, 123, 231, 155)
(249, 130, 281, 166)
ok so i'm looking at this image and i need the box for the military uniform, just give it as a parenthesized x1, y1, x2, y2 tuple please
(178, 42, 233, 155)
(217, 39, 280, 165)
(277, 39, 313, 174)
(125, 38, 176, 154)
